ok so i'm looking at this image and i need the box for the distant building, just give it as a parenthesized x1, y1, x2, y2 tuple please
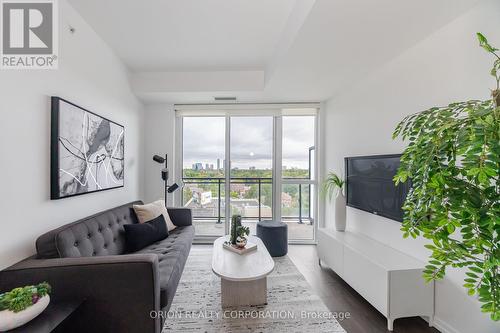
(228, 199, 272, 218)
(242, 205, 272, 218)
(184, 196, 271, 220)
(230, 184, 250, 197)
(192, 163, 203, 171)
(249, 166, 256, 170)
(191, 187, 212, 205)
(282, 192, 293, 207)
(217, 158, 221, 170)
(210, 164, 214, 170)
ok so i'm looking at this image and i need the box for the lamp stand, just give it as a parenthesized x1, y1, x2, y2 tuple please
(163, 154, 168, 208)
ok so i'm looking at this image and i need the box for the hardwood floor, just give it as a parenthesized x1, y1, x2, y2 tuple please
(287, 244, 440, 333)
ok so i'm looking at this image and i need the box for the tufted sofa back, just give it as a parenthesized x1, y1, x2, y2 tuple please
(36, 201, 143, 259)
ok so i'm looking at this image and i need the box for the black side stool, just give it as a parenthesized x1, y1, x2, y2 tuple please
(256, 220, 288, 257)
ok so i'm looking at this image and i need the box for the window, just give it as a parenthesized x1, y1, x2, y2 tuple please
(230, 116, 274, 235)
(182, 117, 225, 236)
(281, 116, 316, 240)
(175, 105, 319, 242)
(282, 116, 315, 179)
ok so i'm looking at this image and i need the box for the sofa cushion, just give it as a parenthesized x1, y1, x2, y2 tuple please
(134, 225, 195, 308)
(36, 201, 143, 258)
(124, 214, 168, 252)
(133, 200, 176, 232)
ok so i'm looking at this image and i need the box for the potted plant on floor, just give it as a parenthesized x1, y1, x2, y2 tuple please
(322, 172, 346, 231)
(0, 282, 52, 331)
(393, 33, 499, 321)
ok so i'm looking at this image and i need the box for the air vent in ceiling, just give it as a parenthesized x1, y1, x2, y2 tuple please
(214, 96, 237, 101)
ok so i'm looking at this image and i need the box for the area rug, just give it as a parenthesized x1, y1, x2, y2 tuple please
(162, 247, 346, 332)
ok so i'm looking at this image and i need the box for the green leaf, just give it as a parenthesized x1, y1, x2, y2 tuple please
(469, 266, 483, 274)
(466, 272, 479, 279)
(477, 32, 499, 53)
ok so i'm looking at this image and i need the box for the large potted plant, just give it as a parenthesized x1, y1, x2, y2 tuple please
(393, 33, 499, 321)
(322, 172, 346, 231)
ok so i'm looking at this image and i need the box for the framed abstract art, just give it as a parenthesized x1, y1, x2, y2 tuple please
(50, 97, 124, 199)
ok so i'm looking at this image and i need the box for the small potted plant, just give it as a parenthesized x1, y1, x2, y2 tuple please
(322, 172, 346, 231)
(230, 215, 242, 245)
(0, 282, 52, 331)
(235, 226, 250, 248)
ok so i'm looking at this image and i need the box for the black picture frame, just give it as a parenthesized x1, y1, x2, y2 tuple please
(50, 97, 125, 200)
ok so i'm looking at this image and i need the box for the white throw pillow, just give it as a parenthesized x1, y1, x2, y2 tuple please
(133, 200, 177, 232)
(152, 200, 177, 232)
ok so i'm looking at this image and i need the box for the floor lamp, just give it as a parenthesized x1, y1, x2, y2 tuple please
(153, 154, 179, 207)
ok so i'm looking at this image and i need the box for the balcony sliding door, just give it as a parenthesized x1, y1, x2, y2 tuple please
(176, 105, 318, 243)
(230, 116, 273, 235)
(281, 115, 316, 241)
(182, 117, 226, 237)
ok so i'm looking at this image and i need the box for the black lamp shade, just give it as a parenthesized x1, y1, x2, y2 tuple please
(167, 183, 179, 193)
(161, 168, 169, 181)
(153, 155, 165, 163)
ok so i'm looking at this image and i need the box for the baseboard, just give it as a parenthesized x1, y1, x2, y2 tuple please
(431, 316, 460, 333)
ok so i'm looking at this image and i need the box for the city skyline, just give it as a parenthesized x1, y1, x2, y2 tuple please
(185, 160, 309, 171)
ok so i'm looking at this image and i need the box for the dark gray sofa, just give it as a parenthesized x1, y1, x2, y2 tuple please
(0, 201, 194, 333)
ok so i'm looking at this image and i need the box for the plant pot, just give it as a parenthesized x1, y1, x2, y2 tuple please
(334, 193, 347, 231)
(236, 236, 247, 248)
(0, 295, 50, 331)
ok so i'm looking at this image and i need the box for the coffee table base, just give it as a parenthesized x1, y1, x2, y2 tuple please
(221, 278, 267, 307)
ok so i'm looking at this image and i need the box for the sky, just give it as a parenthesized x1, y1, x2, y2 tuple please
(183, 116, 315, 170)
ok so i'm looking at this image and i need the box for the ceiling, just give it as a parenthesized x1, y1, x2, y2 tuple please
(69, 0, 296, 71)
(68, 0, 481, 104)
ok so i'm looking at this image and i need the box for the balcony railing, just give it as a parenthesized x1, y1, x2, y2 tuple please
(182, 177, 313, 224)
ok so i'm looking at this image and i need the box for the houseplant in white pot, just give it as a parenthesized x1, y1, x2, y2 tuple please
(322, 172, 346, 231)
(0, 282, 51, 331)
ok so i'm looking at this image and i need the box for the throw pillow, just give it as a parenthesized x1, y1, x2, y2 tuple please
(151, 200, 177, 232)
(124, 214, 168, 252)
(133, 200, 177, 232)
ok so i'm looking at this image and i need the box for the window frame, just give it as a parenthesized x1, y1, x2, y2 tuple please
(174, 104, 320, 244)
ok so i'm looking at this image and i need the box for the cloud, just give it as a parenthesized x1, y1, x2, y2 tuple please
(183, 116, 315, 169)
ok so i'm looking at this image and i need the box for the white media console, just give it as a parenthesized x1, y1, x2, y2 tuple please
(317, 228, 434, 330)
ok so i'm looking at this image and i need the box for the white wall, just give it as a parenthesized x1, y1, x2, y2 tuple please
(0, 0, 144, 269)
(143, 104, 176, 205)
(322, 1, 500, 332)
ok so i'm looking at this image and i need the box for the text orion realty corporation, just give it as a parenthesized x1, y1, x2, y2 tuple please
(1, 0, 58, 69)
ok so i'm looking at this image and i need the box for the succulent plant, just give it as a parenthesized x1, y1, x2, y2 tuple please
(0, 282, 51, 313)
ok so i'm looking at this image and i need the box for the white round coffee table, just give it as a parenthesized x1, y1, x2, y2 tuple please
(212, 235, 275, 307)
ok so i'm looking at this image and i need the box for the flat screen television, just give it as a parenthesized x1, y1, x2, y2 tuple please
(345, 154, 410, 222)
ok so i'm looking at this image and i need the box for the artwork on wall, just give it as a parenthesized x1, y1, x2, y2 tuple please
(50, 97, 124, 199)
